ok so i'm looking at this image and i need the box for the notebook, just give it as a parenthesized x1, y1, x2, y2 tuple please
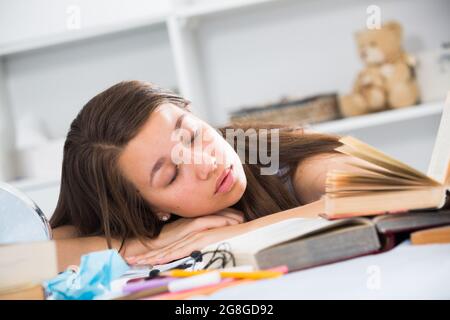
(200, 209, 450, 272)
(323, 93, 450, 219)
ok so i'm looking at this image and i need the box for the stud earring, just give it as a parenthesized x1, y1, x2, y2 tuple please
(160, 214, 170, 222)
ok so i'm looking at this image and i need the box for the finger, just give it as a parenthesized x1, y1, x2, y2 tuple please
(132, 232, 197, 265)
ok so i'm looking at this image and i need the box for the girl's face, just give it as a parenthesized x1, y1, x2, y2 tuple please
(118, 103, 247, 217)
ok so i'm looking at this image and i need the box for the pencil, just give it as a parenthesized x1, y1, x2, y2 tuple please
(115, 271, 221, 300)
(160, 265, 288, 280)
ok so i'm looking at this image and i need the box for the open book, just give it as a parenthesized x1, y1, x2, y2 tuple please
(200, 210, 450, 271)
(323, 93, 450, 219)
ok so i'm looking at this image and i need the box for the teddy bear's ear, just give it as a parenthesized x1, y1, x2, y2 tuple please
(383, 21, 403, 39)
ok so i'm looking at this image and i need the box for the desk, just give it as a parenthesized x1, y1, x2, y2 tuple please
(201, 241, 450, 299)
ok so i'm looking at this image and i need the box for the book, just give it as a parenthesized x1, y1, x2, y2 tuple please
(200, 209, 450, 272)
(0, 240, 58, 295)
(410, 225, 450, 245)
(323, 93, 450, 219)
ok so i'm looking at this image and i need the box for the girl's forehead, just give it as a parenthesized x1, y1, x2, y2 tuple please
(153, 103, 181, 121)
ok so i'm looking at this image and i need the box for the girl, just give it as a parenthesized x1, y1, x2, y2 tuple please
(51, 80, 360, 271)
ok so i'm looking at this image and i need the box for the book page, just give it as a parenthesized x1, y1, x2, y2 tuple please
(428, 92, 450, 184)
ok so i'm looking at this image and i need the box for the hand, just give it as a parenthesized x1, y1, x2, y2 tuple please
(124, 208, 244, 264)
(127, 221, 249, 266)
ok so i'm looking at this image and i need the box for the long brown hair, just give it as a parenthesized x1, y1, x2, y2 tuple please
(50, 80, 341, 246)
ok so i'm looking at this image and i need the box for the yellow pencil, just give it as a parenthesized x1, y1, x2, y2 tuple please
(160, 269, 284, 280)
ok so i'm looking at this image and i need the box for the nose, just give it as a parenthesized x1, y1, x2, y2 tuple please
(192, 149, 218, 180)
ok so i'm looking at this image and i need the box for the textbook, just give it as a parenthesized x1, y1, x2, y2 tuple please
(323, 94, 450, 219)
(0, 241, 57, 295)
(201, 209, 450, 272)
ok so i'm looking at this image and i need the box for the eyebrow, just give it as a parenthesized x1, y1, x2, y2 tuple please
(150, 113, 187, 186)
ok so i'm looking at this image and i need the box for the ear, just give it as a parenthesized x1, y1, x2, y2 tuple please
(384, 21, 402, 39)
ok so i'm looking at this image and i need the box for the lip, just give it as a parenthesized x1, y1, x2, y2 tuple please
(215, 165, 234, 194)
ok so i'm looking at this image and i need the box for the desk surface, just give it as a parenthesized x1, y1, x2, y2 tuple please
(201, 240, 450, 299)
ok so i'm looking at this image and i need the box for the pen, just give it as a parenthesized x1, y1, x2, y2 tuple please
(115, 271, 221, 300)
(123, 277, 176, 294)
(148, 278, 253, 300)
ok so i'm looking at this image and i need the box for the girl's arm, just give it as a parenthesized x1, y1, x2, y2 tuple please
(53, 209, 244, 272)
(127, 199, 325, 266)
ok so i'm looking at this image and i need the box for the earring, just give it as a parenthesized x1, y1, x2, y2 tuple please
(160, 214, 171, 222)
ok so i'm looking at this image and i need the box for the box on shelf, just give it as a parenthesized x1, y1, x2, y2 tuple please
(229, 93, 341, 126)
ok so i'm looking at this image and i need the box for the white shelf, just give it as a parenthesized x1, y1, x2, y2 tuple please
(8, 177, 60, 191)
(0, 14, 167, 56)
(312, 101, 443, 133)
(0, 0, 279, 57)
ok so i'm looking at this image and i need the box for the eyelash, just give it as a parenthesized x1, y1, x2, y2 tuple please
(169, 129, 199, 185)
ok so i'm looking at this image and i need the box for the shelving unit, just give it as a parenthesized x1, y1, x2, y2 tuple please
(312, 101, 443, 133)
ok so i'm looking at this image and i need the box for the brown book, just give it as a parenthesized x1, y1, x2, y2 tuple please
(0, 241, 57, 297)
(323, 93, 450, 219)
(0, 285, 44, 300)
(411, 225, 450, 245)
(199, 209, 450, 272)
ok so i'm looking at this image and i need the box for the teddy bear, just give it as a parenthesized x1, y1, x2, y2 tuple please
(339, 21, 420, 117)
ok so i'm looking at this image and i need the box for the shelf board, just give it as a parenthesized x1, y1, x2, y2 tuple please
(8, 177, 60, 191)
(311, 101, 443, 133)
(0, 0, 279, 56)
(0, 14, 167, 56)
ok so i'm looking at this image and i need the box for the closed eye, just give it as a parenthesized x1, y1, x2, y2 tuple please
(170, 130, 199, 186)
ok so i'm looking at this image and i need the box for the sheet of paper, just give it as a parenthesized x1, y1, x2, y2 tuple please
(428, 92, 450, 184)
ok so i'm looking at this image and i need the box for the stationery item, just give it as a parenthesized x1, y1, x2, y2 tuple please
(323, 93, 450, 219)
(44, 249, 129, 300)
(410, 225, 450, 245)
(0, 241, 57, 294)
(200, 210, 450, 272)
(160, 267, 286, 280)
(121, 255, 197, 280)
(123, 277, 176, 294)
(149, 278, 253, 300)
(116, 271, 221, 300)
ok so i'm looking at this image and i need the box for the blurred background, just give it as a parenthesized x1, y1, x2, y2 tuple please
(0, 0, 449, 218)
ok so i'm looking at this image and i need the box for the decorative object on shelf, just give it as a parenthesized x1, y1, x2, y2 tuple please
(416, 42, 450, 103)
(339, 21, 420, 118)
(0, 66, 16, 181)
(229, 93, 340, 126)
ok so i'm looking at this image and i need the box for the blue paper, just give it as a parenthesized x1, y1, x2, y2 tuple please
(44, 249, 130, 300)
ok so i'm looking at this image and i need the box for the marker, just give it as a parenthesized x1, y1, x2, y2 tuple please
(115, 271, 221, 300)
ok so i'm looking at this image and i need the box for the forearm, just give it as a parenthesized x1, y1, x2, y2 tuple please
(245, 199, 324, 230)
